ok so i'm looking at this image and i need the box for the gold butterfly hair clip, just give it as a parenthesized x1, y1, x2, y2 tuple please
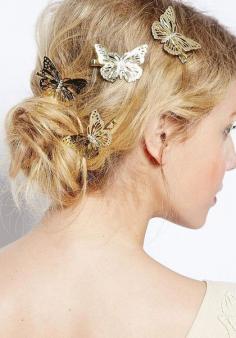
(61, 109, 117, 159)
(151, 6, 201, 63)
(36, 56, 88, 101)
(90, 44, 148, 82)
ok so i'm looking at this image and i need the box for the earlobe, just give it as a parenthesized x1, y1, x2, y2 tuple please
(142, 113, 171, 166)
(142, 131, 167, 166)
(142, 139, 160, 165)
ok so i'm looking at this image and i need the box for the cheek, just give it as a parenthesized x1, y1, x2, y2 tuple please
(181, 145, 224, 200)
(205, 152, 225, 190)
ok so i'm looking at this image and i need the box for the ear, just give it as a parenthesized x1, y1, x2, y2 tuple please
(142, 112, 176, 165)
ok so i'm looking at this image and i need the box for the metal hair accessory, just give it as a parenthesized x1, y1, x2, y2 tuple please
(62, 109, 117, 159)
(90, 44, 148, 82)
(36, 56, 88, 101)
(151, 6, 201, 63)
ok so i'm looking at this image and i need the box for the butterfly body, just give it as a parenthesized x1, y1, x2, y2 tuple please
(91, 44, 148, 82)
(55, 79, 64, 93)
(162, 32, 177, 42)
(36, 56, 87, 101)
(151, 6, 201, 63)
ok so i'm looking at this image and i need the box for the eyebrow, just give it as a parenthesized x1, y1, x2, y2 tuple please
(231, 112, 236, 116)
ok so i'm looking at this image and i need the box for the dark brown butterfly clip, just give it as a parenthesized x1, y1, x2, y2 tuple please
(36, 56, 88, 101)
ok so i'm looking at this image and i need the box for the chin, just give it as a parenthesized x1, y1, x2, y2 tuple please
(165, 209, 208, 229)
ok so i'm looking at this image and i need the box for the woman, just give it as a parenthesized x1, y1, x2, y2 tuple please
(2, 0, 236, 336)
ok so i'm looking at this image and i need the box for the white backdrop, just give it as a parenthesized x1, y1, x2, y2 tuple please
(0, 0, 235, 282)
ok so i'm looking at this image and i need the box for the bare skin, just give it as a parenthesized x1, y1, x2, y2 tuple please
(0, 80, 236, 337)
(0, 230, 207, 338)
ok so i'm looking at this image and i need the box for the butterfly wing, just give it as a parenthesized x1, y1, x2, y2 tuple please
(163, 33, 201, 62)
(63, 78, 88, 94)
(42, 56, 61, 80)
(123, 44, 148, 65)
(87, 110, 112, 149)
(121, 62, 143, 82)
(94, 117, 116, 148)
(58, 87, 75, 101)
(163, 35, 182, 55)
(100, 60, 121, 83)
(96, 129, 112, 147)
(36, 56, 61, 90)
(151, 6, 176, 41)
(160, 6, 176, 33)
(172, 34, 201, 52)
(118, 44, 148, 82)
(94, 44, 121, 82)
(94, 44, 112, 64)
(57, 76, 87, 101)
(37, 77, 58, 93)
(58, 78, 87, 101)
(98, 118, 117, 146)
(104, 118, 117, 131)
(62, 134, 89, 149)
(87, 110, 104, 147)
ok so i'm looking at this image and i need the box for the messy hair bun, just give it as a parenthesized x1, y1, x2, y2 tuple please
(4, 94, 122, 210)
(4, 0, 236, 211)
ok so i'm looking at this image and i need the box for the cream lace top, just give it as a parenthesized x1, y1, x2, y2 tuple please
(187, 280, 236, 338)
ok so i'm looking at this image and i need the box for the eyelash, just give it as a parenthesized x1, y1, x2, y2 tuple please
(224, 123, 236, 136)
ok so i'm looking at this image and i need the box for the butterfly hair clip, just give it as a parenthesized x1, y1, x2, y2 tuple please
(90, 44, 148, 83)
(151, 6, 201, 64)
(62, 109, 117, 159)
(36, 56, 88, 101)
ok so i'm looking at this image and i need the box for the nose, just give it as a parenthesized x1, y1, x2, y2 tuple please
(226, 137, 236, 171)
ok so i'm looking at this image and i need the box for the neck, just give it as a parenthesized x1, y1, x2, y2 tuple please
(36, 184, 156, 254)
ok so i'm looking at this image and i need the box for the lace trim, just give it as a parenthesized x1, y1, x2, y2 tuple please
(217, 291, 236, 337)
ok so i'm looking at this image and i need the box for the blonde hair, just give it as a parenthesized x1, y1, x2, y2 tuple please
(4, 0, 236, 212)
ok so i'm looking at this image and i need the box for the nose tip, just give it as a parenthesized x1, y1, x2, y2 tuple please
(226, 138, 236, 171)
(226, 148, 236, 171)
(227, 158, 236, 171)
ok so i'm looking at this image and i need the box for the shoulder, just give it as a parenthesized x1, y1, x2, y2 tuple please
(0, 228, 48, 294)
(0, 232, 44, 335)
(0, 239, 28, 335)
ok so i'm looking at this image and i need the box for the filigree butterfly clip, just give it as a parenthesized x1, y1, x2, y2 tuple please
(151, 6, 201, 63)
(90, 44, 148, 82)
(36, 56, 88, 101)
(62, 109, 117, 159)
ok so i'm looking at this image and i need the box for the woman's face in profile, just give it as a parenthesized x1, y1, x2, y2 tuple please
(162, 80, 236, 229)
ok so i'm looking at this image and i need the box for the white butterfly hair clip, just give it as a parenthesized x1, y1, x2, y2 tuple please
(90, 44, 148, 83)
(151, 6, 201, 64)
